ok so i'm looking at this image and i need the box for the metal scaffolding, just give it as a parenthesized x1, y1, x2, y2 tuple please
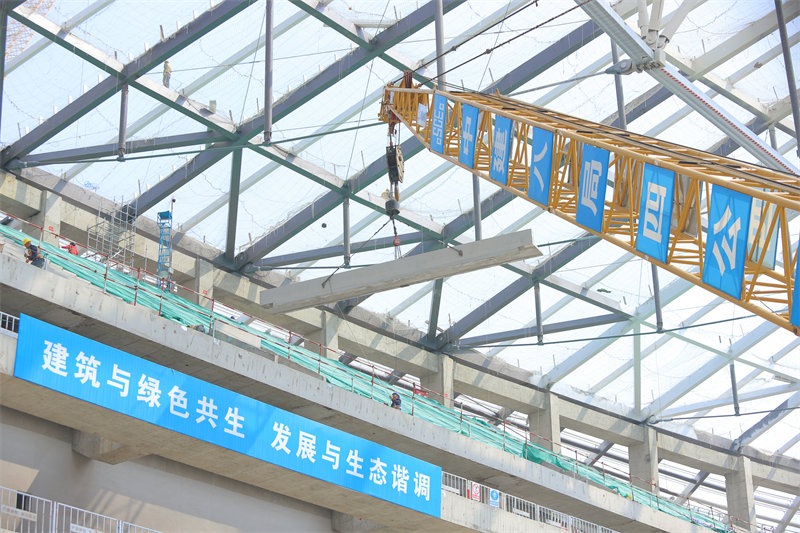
(86, 198, 137, 267)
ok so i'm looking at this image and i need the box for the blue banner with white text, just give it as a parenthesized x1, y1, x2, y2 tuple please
(702, 186, 752, 299)
(528, 127, 554, 206)
(576, 144, 609, 232)
(459, 104, 479, 168)
(14, 315, 442, 517)
(747, 197, 779, 270)
(489, 115, 513, 185)
(636, 164, 675, 264)
(430, 94, 448, 154)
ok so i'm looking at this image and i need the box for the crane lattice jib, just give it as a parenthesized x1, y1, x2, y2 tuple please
(379, 84, 800, 335)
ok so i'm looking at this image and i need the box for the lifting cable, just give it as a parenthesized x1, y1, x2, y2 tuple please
(459, 313, 759, 348)
(397, 0, 592, 90)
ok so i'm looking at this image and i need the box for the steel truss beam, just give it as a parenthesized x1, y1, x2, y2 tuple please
(436, 235, 605, 348)
(8, 5, 238, 138)
(775, 496, 800, 533)
(655, 338, 800, 421)
(458, 313, 624, 346)
(231, 0, 563, 269)
(608, 20, 800, 137)
(6, 132, 226, 168)
(183, 0, 526, 240)
(731, 391, 800, 450)
(248, 232, 426, 269)
(577, 0, 797, 173)
(127, 0, 465, 219)
(288, 0, 454, 81)
(5, 0, 114, 76)
(643, 321, 781, 419)
(61, 8, 310, 184)
(2, 0, 254, 166)
(584, 104, 800, 401)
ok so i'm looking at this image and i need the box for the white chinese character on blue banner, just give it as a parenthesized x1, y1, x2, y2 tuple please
(430, 94, 447, 154)
(528, 127, 554, 206)
(576, 144, 609, 232)
(791, 238, 800, 329)
(636, 164, 675, 263)
(747, 197, 779, 270)
(13, 315, 442, 518)
(459, 104, 479, 168)
(702, 186, 752, 299)
(490, 116, 513, 185)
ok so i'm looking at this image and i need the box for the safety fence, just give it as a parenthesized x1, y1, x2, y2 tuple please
(442, 472, 618, 533)
(0, 486, 160, 533)
(0, 217, 768, 533)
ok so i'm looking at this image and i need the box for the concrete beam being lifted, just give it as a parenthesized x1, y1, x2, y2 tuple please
(260, 231, 541, 314)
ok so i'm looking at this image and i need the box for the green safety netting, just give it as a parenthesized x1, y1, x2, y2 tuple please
(0, 226, 729, 532)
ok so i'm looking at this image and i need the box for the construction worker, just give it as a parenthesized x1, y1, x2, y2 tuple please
(163, 60, 171, 88)
(62, 242, 79, 255)
(23, 238, 45, 268)
(389, 392, 402, 410)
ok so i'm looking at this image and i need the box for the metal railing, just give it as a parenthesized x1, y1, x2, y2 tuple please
(0, 310, 19, 336)
(0, 486, 160, 533)
(442, 471, 618, 533)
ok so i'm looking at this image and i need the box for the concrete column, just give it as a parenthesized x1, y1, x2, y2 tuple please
(420, 354, 454, 409)
(725, 456, 757, 533)
(527, 392, 560, 453)
(193, 257, 215, 308)
(30, 191, 63, 247)
(629, 426, 659, 492)
(308, 310, 341, 359)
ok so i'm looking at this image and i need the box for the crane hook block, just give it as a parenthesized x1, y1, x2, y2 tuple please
(386, 145, 404, 184)
(385, 199, 400, 218)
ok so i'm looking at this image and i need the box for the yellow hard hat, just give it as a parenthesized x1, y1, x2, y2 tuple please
(22, 238, 31, 245)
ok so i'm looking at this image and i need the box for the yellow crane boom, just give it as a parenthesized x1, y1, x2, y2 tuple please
(379, 81, 800, 335)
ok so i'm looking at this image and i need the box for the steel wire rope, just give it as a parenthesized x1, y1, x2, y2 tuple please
(323, 0, 393, 329)
(476, 0, 513, 89)
(321, 216, 393, 289)
(12, 122, 386, 167)
(342, 0, 391, 179)
(156, 24, 546, 76)
(655, 405, 800, 422)
(238, 8, 266, 124)
(457, 312, 760, 348)
(389, 0, 547, 86)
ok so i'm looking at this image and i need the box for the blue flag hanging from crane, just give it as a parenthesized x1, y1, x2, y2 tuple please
(576, 144, 609, 232)
(528, 127, 554, 206)
(636, 164, 675, 264)
(490, 115, 513, 186)
(459, 104, 479, 168)
(702, 186, 752, 299)
(430, 94, 448, 154)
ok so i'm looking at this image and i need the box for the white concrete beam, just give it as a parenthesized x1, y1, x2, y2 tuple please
(260, 231, 541, 314)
